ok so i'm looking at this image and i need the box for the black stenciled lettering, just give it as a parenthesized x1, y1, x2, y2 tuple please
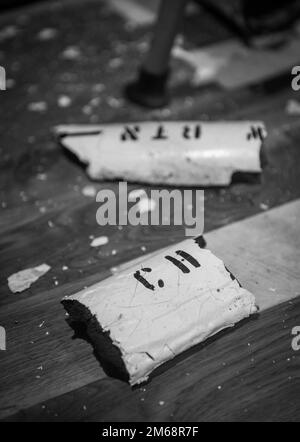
(247, 126, 265, 142)
(158, 279, 165, 288)
(134, 270, 155, 291)
(183, 125, 201, 140)
(165, 256, 190, 274)
(121, 125, 140, 141)
(152, 125, 168, 140)
(175, 250, 201, 268)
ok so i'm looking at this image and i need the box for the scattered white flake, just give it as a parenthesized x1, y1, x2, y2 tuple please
(90, 236, 109, 248)
(37, 173, 47, 181)
(83, 405, 87, 411)
(28, 102, 48, 112)
(62, 266, 69, 271)
(39, 321, 45, 328)
(0, 26, 19, 42)
(218, 386, 222, 390)
(39, 207, 47, 214)
(57, 95, 72, 108)
(37, 366, 43, 371)
(111, 267, 118, 274)
(88, 97, 101, 108)
(260, 203, 269, 211)
(141, 246, 147, 252)
(37, 28, 58, 41)
(61, 46, 81, 60)
(93, 83, 105, 93)
(109, 58, 123, 69)
(8, 264, 51, 294)
(36, 375, 41, 379)
(107, 97, 123, 109)
(269, 288, 276, 292)
(141, 398, 145, 402)
(82, 105, 93, 115)
(48, 221, 54, 228)
(82, 185, 97, 198)
(112, 250, 117, 256)
(137, 198, 156, 215)
(6, 79, 15, 89)
(54, 280, 59, 286)
(42, 405, 46, 410)
(1, 202, 7, 209)
(45, 331, 50, 336)
(286, 99, 300, 116)
(159, 401, 165, 406)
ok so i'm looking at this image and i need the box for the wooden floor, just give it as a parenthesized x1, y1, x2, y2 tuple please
(0, 0, 300, 422)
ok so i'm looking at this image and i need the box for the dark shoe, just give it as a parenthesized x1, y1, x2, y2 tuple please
(243, 0, 300, 36)
(124, 69, 170, 109)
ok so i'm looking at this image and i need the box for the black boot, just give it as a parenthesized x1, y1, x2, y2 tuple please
(124, 69, 170, 109)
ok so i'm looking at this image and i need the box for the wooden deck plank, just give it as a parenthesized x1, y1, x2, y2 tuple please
(1, 201, 299, 419)
(4, 295, 299, 422)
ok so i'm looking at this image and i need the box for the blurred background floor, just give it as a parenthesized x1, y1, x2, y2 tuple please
(0, 0, 300, 422)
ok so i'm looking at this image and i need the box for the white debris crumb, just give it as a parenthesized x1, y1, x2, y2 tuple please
(28, 102, 48, 112)
(82, 185, 97, 198)
(107, 97, 123, 109)
(37, 366, 43, 371)
(141, 246, 147, 252)
(37, 28, 58, 41)
(39, 321, 45, 328)
(137, 198, 156, 215)
(42, 405, 46, 410)
(0, 26, 19, 42)
(61, 46, 81, 60)
(269, 288, 276, 292)
(90, 236, 109, 248)
(82, 105, 93, 115)
(159, 401, 165, 406)
(6, 79, 15, 89)
(83, 405, 87, 411)
(1, 202, 7, 209)
(57, 95, 72, 108)
(37, 173, 47, 181)
(286, 99, 300, 116)
(45, 331, 50, 336)
(89, 97, 101, 107)
(111, 267, 118, 274)
(48, 221, 54, 228)
(8, 264, 51, 294)
(260, 203, 269, 211)
(112, 250, 117, 256)
(39, 207, 47, 214)
(62, 266, 69, 271)
(218, 386, 222, 390)
(141, 398, 145, 402)
(93, 83, 105, 93)
(109, 58, 123, 69)
(54, 280, 59, 286)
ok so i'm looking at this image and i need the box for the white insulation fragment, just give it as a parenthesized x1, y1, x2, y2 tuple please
(55, 121, 266, 187)
(8, 264, 51, 293)
(62, 238, 257, 386)
(90, 236, 109, 248)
